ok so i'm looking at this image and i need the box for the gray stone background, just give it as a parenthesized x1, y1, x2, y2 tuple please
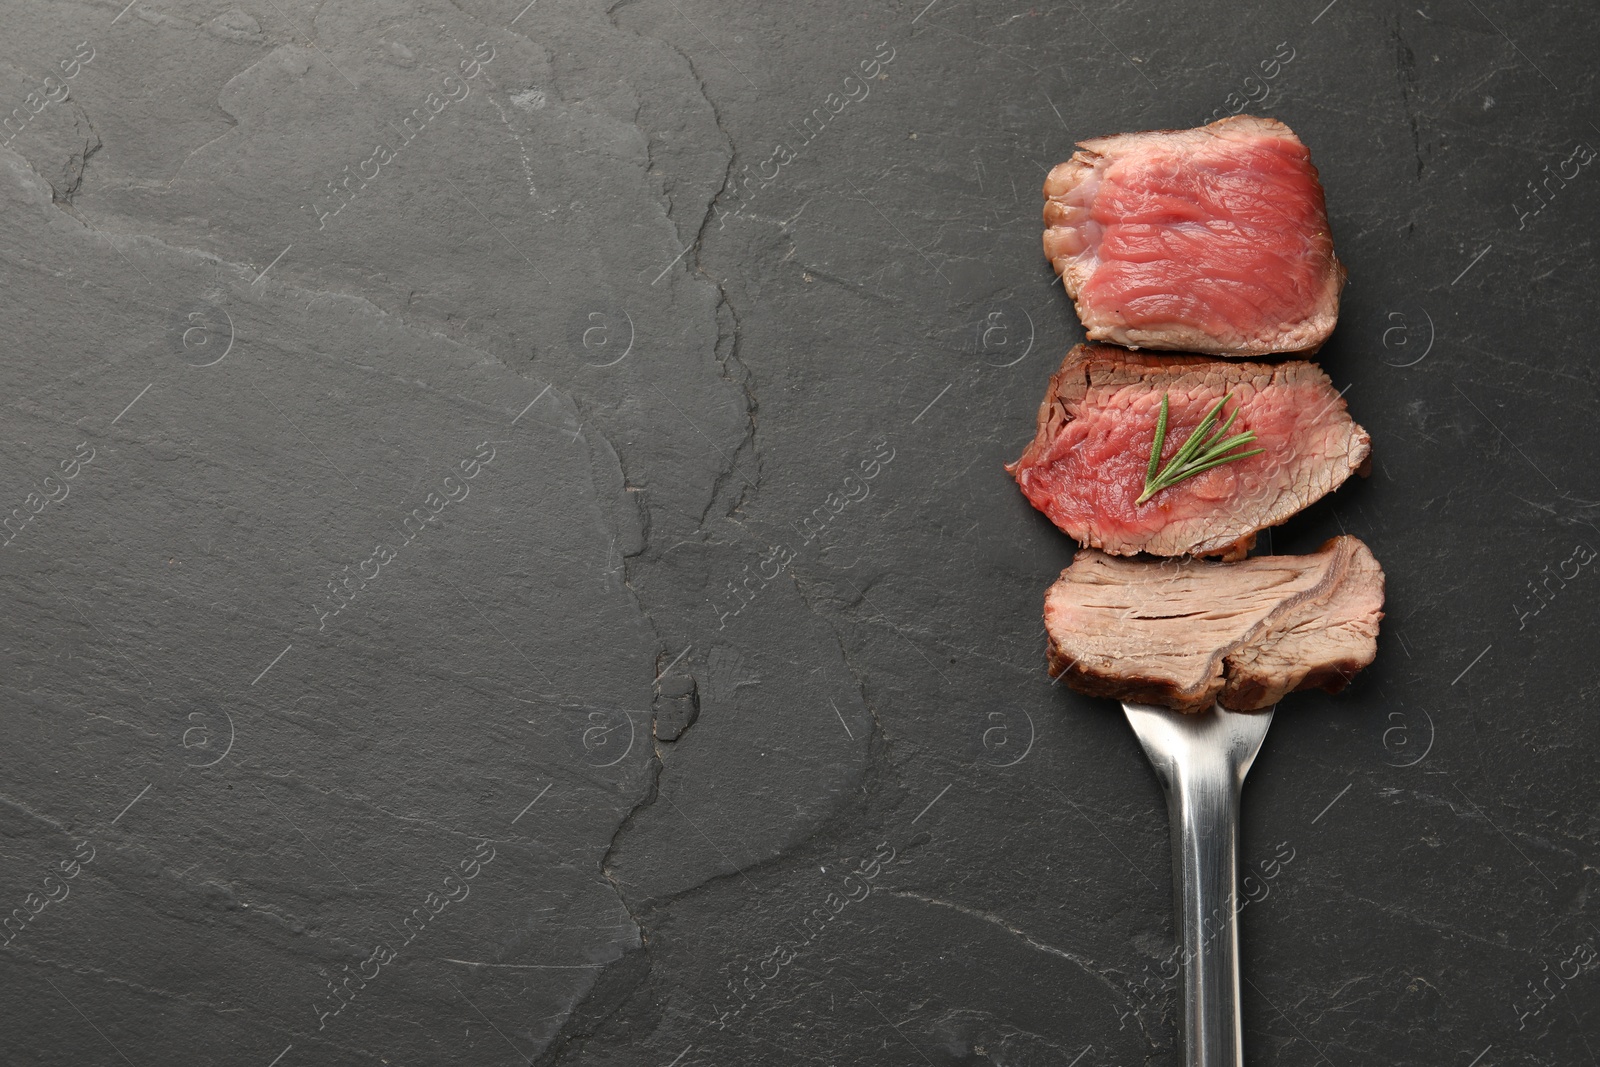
(0, 1, 1595, 1064)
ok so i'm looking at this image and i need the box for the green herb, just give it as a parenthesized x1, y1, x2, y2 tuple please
(1136, 391, 1264, 506)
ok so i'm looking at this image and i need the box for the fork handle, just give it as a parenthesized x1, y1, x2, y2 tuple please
(1122, 702, 1274, 1067)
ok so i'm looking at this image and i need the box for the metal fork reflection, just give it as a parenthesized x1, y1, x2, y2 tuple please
(1121, 701, 1275, 1067)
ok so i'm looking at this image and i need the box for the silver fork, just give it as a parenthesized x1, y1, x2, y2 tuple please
(1121, 701, 1275, 1067)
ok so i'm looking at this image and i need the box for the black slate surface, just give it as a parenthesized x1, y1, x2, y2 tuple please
(1, 1, 1596, 1065)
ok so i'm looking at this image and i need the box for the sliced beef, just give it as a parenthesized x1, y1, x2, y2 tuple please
(1043, 115, 1345, 357)
(1044, 535, 1384, 713)
(1008, 345, 1370, 558)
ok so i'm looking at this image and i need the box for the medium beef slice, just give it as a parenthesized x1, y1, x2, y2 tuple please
(1044, 535, 1384, 713)
(1008, 345, 1370, 559)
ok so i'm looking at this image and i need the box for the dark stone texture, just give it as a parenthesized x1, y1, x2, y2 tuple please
(652, 675, 699, 744)
(0, 1, 1595, 1065)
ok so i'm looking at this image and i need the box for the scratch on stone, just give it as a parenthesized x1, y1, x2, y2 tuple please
(1311, 782, 1352, 825)
(912, 783, 951, 823)
(111, 783, 151, 825)
(252, 643, 293, 686)
(912, 382, 952, 424)
(886, 889, 1126, 998)
(829, 698, 855, 740)
(1449, 244, 1491, 286)
(1450, 644, 1491, 686)
(513, 783, 552, 824)
(111, 382, 153, 425)
(46, 978, 138, 1066)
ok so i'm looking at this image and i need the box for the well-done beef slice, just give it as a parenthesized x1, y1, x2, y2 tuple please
(1044, 535, 1384, 713)
(1007, 345, 1370, 559)
(1043, 115, 1345, 357)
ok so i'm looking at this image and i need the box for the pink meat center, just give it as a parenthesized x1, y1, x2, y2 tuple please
(1081, 135, 1330, 335)
(1018, 383, 1315, 542)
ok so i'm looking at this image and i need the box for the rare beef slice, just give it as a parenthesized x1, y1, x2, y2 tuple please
(1043, 115, 1345, 357)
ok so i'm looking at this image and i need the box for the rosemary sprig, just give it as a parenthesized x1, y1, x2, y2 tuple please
(1136, 391, 1264, 506)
